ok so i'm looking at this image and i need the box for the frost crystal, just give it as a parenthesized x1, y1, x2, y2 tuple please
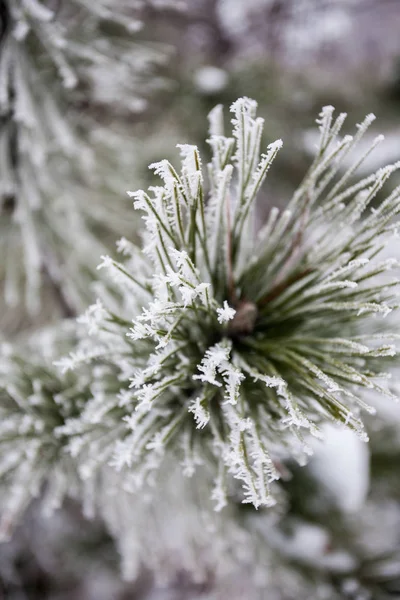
(217, 301, 236, 324)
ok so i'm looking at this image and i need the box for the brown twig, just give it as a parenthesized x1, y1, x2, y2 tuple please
(258, 268, 313, 308)
(41, 248, 76, 319)
(258, 188, 314, 308)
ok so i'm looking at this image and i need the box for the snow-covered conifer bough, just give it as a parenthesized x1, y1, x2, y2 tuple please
(57, 98, 400, 511)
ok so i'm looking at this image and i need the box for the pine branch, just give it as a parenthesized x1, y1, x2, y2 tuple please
(0, 0, 172, 315)
(56, 98, 400, 511)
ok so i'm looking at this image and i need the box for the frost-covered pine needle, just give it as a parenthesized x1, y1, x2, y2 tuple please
(0, 0, 172, 315)
(57, 98, 400, 510)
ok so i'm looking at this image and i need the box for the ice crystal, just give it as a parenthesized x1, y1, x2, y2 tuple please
(59, 98, 400, 509)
